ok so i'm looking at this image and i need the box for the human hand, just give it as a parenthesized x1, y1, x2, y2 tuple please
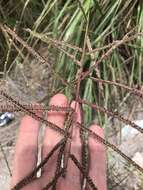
(11, 94, 107, 190)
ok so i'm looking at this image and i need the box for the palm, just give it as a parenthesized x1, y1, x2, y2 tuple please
(11, 94, 107, 190)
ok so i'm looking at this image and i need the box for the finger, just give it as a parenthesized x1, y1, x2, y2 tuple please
(42, 94, 68, 179)
(89, 124, 107, 190)
(11, 104, 42, 187)
(58, 101, 81, 189)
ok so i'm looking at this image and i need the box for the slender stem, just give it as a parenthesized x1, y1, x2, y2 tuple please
(11, 138, 65, 190)
(90, 77, 143, 98)
(0, 90, 67, 136)
(76, 122, 143, 174)
(70, 154, 97, 190)
(78, 98, 143, 134)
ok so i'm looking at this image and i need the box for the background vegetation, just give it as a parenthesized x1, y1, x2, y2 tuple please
(0, 0, 143, 126)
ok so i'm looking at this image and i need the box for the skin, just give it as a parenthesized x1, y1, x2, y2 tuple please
(11, 94, 107, 190)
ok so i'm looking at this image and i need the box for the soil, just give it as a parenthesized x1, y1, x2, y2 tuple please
(0, 48, 52, 189)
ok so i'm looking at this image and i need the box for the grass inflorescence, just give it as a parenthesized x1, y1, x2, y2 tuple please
(0, 0, 143, 189)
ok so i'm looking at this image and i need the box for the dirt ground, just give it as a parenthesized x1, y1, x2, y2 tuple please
(0, 52, 52, 189)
